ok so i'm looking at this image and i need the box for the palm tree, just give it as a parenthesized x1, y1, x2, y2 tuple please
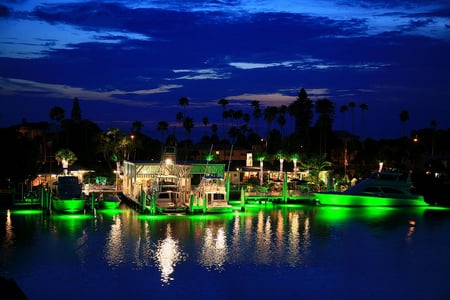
(430, 120, 438, 157)
(157, 121, 169, 145)
(275, 150, 286, 179)
(131, 121, 143, 134)
(288, 88, 313, 149)
(359, 103, 368, 139)
(211, 124, 219, 141)
(182, 116, 194, 162)
(315, 98, 335, 155)
(300, 153, 331, 191)
(179, 97, 189, 112)
(348, 101, 356, 135)
(263, 106, 278, 143)
(49, 106, 65, 127)
(176, 111, 184, 141)
(55, 148, 77, 175)
(339, 105, 348, 131)
(218, 98, 229, 137)
(250, 100, 261, 136)
(277, 105, 287, 138)
(290, 153, 301, 178)
(71, 97, 81, 122)
(202, 116, 209, 137)
(399, 109, 409, 137)
(233, 109, 243, 128)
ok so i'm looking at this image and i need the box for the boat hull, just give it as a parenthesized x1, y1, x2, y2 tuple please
(52, 199, 86, 213)
(100, 200, 120, 210)
(99, 193, 121, 209)
(313, 192, 427, 207)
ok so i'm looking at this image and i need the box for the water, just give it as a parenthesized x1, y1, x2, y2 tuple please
(1, 202, 450, 300)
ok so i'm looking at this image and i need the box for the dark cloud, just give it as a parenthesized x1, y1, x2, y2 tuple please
(0, 5, 10, 17)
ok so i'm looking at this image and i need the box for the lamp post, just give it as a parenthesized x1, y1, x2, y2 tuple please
(130, 134, 136, 160)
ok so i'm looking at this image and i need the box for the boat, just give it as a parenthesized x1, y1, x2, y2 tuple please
(52, 176, 86, 213)
(313, 171, 427, 207)
(414, 158, 450, 207)
(13, 190, 41, 208)
(189, 175, 233, 213)
(98, 192, 121, 209)
(151, 174, 188, 214)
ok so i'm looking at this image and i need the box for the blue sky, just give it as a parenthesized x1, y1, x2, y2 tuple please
(1, 0, 449, 140)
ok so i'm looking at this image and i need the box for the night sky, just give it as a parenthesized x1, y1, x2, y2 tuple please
(1, 0, 449, 140)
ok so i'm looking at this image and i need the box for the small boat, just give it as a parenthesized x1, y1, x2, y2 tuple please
(14, 190, 40, 208)
(152, 175, 188, 214)
(98, 192, 121, 209)
(52, 176, 86, 213)
(189, 175, 233, 213)
(313, 171, 427, 207)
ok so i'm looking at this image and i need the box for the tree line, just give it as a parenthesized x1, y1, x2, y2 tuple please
(1, 90, 449, 191)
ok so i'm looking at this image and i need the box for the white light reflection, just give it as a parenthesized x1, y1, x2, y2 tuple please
(230, 212, 242, 262)
(254, 211, 272, 264)
(1, 210, 15, 260)
(75, 229, 89, 265)
(133, 221, 152, 269)
(274, 210, 285, 264)
(105, 215, 125, 267)
(154, 224, 184, 285)
(287, 211, 300, 266)
(198, 226, 228, 271)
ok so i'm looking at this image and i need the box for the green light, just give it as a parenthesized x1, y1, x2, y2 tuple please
(52, 199, 86, 213)
(316, 206, 395, 222)
(314, 193, 427, 207)
(11, 209, 43, 215)
(138, 214, 172, 221)
(100, 201, 120, 210)
(50, 214, 92, 234)
(96, 208, 123, 217)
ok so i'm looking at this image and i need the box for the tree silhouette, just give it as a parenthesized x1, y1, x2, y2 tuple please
(250, 100, 261, 137)
(315, 98, 335, 155)
(182, 116, 194, 161)
(71, 97, 81, 123)
(218, 98, 229, 138)
(49, 106, 65, 127)
(288, 88, 313, 150)
(277, 105, 287, 138)
(202, 116, 209, 137)
(359, 103, 368, 139)
(263, 106, 278, 146)
(179, 97, 189, 112)
(339, 105, 348, 131)
(348, 101, 356, 135)
(131, 121, 143, 134)
(157, 121, 169, 145)
(399, 109, 409, 137)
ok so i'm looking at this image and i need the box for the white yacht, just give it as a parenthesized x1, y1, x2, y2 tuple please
(313, 171, 427, 207)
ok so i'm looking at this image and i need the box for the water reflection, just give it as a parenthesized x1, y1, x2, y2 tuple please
(153, 223, 186, 285)
(105, 214, 124, 268)
(198, 224, 228, 271)
(2, 204, 448, 289)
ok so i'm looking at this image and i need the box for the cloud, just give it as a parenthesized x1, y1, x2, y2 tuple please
(0, 18, 150, 58)
(228, 93, 296, 106)
(171, 69, 231, 80)
(0, 77, 182, 106)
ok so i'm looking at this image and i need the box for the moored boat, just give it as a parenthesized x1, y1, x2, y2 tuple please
(189, 175, 233, 213)
(313, 171, 427, 207)
(98, 192, 122, 209)
(52, 176, 86, 213)
(152, 175, 188, 214)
